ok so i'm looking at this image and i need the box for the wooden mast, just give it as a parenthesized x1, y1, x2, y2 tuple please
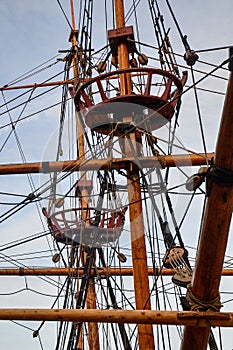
(180, 62, 233, 349)
(69, 4, 84, 350)
(69, 2, 99, 349)
(114, 0, 155, 348)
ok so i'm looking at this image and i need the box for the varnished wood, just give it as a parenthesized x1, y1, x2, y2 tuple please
(0, 153, 214, 175)
(0, 80, 74, 90)
(85, 279, 100, 350)
(123, 131, 155, 349)
(69, 4, 100, 347)
(181, 72, 233, 350)
(70, 0, 75, 29)
(0, 309, 232, 327)
(0, 267, 232, 276)
(114, 0, 154, 348)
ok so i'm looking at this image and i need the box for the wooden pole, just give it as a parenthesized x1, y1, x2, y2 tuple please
(0, 153, 214, 175)
(0, 267, 233, 276)
(180, 72, 233, 350)
(70, 0, 75, 29)
(85, 279, 100, 350)
(0, 80, 73, 90)
(114, 0, 131, 95)
(114, 1, 155, 348)
(0, 309, 232, 327)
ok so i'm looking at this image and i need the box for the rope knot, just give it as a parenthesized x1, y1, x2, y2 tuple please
(186, 284, 222, 312)
(157, 154, 166, 169)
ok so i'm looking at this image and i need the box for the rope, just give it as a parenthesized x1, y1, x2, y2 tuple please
(127, 37, 229, 78)
(164, 0, 190, 51)
(187, 284, 222, 311)
(0, 56, 60, 89)
(196, 45, 233, 53)
(56, 0, 72, 30)
(190, 67, 209, 163)
(0, 72, 64, 118)
(148, 0, 179, 74)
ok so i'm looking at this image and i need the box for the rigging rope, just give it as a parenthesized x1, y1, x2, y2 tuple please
(190, 67, 209, 163)
(56, 0, 73, 30)
(187, 284, 222, 312)
(0, 56, 60, 89)
(164, 0, 190, 51)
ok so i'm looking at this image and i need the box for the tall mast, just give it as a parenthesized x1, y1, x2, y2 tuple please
(114, 1, 155, 348)
(69, 0, 84, 161)
(69, 2, 100, 349)
(181, 60, 233, 349)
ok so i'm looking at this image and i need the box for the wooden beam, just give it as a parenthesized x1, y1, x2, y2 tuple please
(0, 267, 232, 276)
(0, 153, 214, 175)
(181, 72, 233, 349)
(0, 309, 232, 327)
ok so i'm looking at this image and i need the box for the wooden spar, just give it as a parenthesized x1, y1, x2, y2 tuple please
(0, 80, 74, 90)
(114, 1, 155, 348)
(0, 309, 232, 327)
(0, 267, 233, 276)
(0, 152, 214, 175)
(181, 71, 233, 349)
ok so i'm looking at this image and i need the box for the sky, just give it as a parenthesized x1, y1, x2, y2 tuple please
(1, 0, 233, 349)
